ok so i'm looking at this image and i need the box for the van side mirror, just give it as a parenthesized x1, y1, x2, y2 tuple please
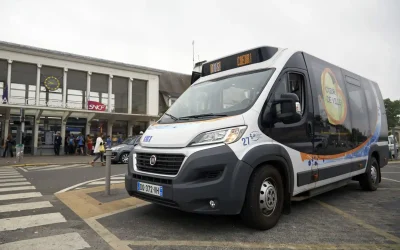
(262, 93, 302, 125)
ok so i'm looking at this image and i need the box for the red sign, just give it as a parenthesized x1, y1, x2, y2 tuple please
(88, 100, 106, 111)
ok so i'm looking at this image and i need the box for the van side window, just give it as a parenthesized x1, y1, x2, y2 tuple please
(346, 80, 369, 146)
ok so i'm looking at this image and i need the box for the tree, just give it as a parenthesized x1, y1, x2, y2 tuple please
(384, 98, 400, 129)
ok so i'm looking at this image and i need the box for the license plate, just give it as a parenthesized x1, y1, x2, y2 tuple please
(137, 182, 163, 197)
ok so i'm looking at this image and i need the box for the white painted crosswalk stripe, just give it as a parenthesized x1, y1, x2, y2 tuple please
(0, 185, 36, 192)
(0, 173, 21, 176)
(0, 212, 66, 232)
(0, 170, 19, 173)
(0, 192, 42, 201)
(0, 175, 23, 179)
(25, 165, 64, 170)
(0, 232, 90, 250)
(0, 181, 31, 187)
(112, 177, 125, 180)
(22, 164, 91, 172)
(35, 164, 90, 171)
(87, 180, 124, 185)
(0, 201, 53, 213)
(0, 178, 27, 183)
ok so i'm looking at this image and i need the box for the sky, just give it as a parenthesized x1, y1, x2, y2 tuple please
(0, 0, 399, 99)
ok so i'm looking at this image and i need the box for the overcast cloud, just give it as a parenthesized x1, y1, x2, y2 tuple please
(0, 0, 399, 99)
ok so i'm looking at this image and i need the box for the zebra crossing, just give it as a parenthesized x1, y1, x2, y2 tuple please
(0, 167, 90, 249)
(18, 163, 92, 172)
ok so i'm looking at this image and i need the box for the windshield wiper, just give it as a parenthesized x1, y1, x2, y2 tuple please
(178, 113, 228, 120)
(164, 112, 178, 121)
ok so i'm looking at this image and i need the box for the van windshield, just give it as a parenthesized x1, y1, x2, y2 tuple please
(159, 69, 275, 123)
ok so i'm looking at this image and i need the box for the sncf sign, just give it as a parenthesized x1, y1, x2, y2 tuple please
(88, 100, 106, 111)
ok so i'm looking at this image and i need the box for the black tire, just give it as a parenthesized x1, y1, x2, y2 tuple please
(120, 153, 129, 164)
(241, 165, 284, 230)
(359, 157, 379, 191)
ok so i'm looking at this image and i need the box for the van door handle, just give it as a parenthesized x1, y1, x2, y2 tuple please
(307, 122, 313, 137)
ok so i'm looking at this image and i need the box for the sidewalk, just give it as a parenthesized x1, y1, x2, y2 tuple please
(0, 155, 94, 167)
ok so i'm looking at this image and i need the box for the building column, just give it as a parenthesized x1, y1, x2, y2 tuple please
(107, 122, 113, 138)
(61, 121, 66, 155)
(3, 109, 10, 142)
(36, 64, 41, 106)
(6, 60, 12, 102)
(33, 119, 39, 156)
(63, 68, 68, 108)
(128, 78, 133, 114)
(128, 121, 133, 137)
(86, 122, 91, 136)
(146, 76, 159, 116)
(86, 71, 91, 109)
(108, 75, 113, 112)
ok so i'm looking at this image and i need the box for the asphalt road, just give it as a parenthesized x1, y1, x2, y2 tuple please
(0, 163, 126, 250)
(0, 162, 399, 249)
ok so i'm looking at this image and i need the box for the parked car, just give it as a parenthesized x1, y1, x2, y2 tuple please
(109, 135, 141, 164)
(388, 135, 398, 159)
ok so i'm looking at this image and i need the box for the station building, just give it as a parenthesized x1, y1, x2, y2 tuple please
(0, 41, 190, 155)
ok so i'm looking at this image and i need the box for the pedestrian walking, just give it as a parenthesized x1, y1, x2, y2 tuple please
(2, 134, 15, 158)
(90, 133, 105, 166)
(76, 133, 84, 155)
(54, 132, 62, 156)
(68, 135, 75, 154)
(106, 135, 112, 148)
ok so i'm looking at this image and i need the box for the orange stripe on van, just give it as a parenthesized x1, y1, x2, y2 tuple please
(300, 137, 370, 161)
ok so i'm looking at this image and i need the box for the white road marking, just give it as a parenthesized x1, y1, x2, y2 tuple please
(381, 172, 400, 174)
(0, 178, 27, 183)
(0, 192, 42, 201)
(55, 174, 125, 193)
(0, 232, 90, 250)
(0, 201, 53, 213)
(112, 177, 125, 180)
(0, 212, 66, 232)
(87, 180, 124, 185)
(0, 186, 36, 192)
(0, 181, 31, 187)
(34, 164, 90, 171)
(382, 177, 400, 183)
(24, 165, 62, 170)
(0, 170, 19, 173)
(18, 167, 28, 172)
(0, 175, 23, 179)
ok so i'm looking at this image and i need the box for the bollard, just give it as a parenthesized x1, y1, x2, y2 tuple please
(105, 149, 112, 195)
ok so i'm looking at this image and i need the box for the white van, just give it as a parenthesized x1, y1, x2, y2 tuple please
(125, 46, 389, 230)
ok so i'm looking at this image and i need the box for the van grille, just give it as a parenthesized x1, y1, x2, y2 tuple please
(136, 153, 185, 175)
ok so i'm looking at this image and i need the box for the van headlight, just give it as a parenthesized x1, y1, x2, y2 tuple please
(189, 126, 247, 146)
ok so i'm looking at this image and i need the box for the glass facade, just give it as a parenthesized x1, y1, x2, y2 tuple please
(10, 62, 37, 105)
(40, 66, 63, 107)
(132, 79, 147, 113)
(0, 54, 163, 155)
(112, 76, 128, 113)
(67, 69, 86, 109)
(91, 73, 113, 110)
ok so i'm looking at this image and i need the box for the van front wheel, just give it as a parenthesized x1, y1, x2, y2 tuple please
(359, 157, 379, 191)
(241, 165, 284, 230)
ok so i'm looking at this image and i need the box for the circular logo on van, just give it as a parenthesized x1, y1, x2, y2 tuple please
(44, 76, 60, 91)
(149, 155, 157, 166)
(319, 68, 347, 125)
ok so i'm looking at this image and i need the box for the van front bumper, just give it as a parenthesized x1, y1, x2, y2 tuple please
(125, 145, 253, 215)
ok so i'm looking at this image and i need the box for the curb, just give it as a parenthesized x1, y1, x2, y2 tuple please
(0, 162, 92, 168)
(388, 161, 400, 164)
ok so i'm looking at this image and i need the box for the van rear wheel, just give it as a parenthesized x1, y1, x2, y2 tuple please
(241, 165, 284, 230)
(359, 157, 379, 191)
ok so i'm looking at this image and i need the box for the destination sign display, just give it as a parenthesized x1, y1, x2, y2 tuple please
(201, 46, 278, 76)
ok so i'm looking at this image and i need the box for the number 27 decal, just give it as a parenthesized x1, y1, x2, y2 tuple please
(242, 137, 250, 146)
